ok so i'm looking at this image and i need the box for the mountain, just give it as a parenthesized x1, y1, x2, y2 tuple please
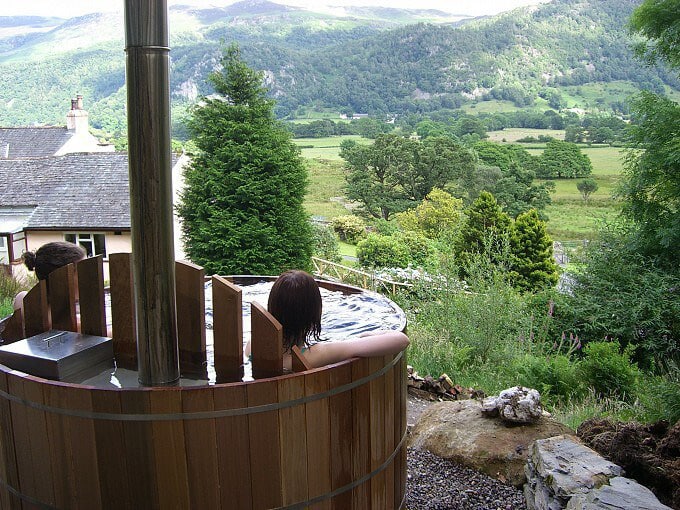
(0, 0, 676, 135)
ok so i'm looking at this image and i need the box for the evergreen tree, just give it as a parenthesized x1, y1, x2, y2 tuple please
(509, 209, 559, 292)
(456, 191, 512, 268)
(177, 44, 313, 275)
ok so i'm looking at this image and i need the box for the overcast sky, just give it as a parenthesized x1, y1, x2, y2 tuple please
(4, 0, 549, 18)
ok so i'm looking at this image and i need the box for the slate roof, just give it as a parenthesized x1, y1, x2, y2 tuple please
(0, 153, 134, 230)
(0, 127, 75, 159)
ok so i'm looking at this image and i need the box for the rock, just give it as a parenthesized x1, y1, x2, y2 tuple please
(524, 435, 672, 510)
(565, 476, 673, 510)
(481, 386, 543, 423)
(407, 400, 574, 487)
(489, 386, 543, 424)
(577, 418, 680, 508)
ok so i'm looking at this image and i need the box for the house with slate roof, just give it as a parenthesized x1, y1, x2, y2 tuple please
(0, 96, 188, 280)
(0, 152, 186, 280)
(0, 96, 114, 159)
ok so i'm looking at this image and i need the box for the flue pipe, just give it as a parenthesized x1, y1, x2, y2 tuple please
(124, 0, 180, 385)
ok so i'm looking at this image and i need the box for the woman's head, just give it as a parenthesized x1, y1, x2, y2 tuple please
(268, 270, 322, 351)
(23, 241, 86, 281)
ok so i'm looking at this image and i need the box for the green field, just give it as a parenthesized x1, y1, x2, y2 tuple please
(531, 146, 625, 240)
(301, 135, 625, 242)
(486, 128, 565, 143)
(294, 135, 369, 160)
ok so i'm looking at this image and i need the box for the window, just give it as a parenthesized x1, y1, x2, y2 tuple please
(0, 236, 8, 264)
(65, 233, 107, 258)
(11, 232, 25, 262)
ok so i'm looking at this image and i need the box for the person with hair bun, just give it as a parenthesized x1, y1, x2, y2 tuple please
(245, 270, 409, 371)
(13, 241, 86, 311)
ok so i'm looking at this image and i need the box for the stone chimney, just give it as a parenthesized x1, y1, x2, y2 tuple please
(66, 94, 89, 134)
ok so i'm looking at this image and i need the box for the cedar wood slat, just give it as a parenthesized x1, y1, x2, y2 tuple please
(23, 280, 49, 338)
(0, 308, 24, 343)
(278, 374, 309, 506)
(108, 253, 137, 368)
(77, 255, 107, 337)
(351, 358, 371, 508)
(0, 370, 19, 508)
(247, 378, 282, 509)
(66, 385, 103, 510)
(305, 368, 331, 510)
(7, 372, 36, 505)
(212, 276, 244, 383)
(175, 261, 207, 377)
(150, 388, 190, 510)
(90, 387, 134, 510)
(383, 354, 396, 510)
(214, 384, 252, 509)
(182, 386, 220, 508)
(43, 382, 76, 508)
(397, 354, 407, 508)
(292, 345, 312, 373)
(121, 390, 157, 508)
(250, 302, 283, 380)
(21, 376, 55, 507)
(48, 263, 78, 332)
(329, 362, 353, 510)
(369, 356, 386, 508)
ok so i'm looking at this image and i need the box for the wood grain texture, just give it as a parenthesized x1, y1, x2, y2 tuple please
(48, 263, 78, 332)
(108, 253, 137, 368)
(212, 276, 244, 383)
(77, 255, 107, 337)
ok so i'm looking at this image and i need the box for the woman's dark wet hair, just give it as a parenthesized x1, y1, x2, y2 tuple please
(23, 241, 87, 281)
(267, 270, 322, 352)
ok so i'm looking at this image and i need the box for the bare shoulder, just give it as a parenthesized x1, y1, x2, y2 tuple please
(304, 330, 409, 368)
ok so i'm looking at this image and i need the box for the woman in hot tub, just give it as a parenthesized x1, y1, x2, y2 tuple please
(245, 269, 409, 370)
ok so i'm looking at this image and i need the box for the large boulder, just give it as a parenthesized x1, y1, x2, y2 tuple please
(407, 399, 574, 486)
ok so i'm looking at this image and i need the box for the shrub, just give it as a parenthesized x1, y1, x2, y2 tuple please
(396, 231, 436, 268)
(356, 234, 410, 268)
(580, 340, 640, 399)
(0, 272, 23, 303)
(0, 272, 25, 319)
(516, 354, 585, 401)
(331, 215, 366, 244)
(371, 218, 400, 236)
(311, 223, 342, 263)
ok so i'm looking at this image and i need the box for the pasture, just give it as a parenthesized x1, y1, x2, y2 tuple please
(294, 135, 369, 160)
(300, 135, 625, 242)
(486, 127, 565, 142)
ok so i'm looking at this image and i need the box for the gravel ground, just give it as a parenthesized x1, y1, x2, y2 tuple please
(405, 392, 528, 510)
(406, 448, 528, 510)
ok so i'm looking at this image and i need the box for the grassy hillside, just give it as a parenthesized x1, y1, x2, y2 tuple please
(1, 0, 678, 135)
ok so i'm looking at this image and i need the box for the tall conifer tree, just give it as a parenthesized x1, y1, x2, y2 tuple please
(177, 44, 312, 275)
(509, 209, 558, 292)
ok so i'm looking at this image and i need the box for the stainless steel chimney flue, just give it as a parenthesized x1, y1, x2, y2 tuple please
(124, 0, 179, 386)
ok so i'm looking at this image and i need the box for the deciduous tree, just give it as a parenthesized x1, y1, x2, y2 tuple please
(535, 140, 593, 178)
(577, 178, 599, 202)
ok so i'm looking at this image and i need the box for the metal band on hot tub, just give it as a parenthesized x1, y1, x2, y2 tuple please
(0, 351, 403, 421)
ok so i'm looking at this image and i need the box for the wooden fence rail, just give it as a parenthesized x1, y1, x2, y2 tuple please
(312, 257, 412, 295)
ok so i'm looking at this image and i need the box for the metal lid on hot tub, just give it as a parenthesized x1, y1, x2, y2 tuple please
(0, 330, 114, 382)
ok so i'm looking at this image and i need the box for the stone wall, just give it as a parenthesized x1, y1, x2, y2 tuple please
(524, 435, 672, 510)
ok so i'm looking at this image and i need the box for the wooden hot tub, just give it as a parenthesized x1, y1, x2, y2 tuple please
(0, 255, 407, 509)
